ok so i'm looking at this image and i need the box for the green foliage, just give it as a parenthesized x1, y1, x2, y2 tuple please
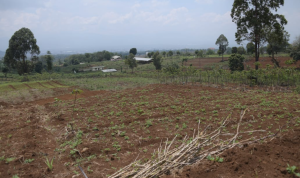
(232, 47, 237, 54)
(228, 54, 244, 72)
(2, 67, 9, 77)
(246, 42, 255, 54)
(72, 89, 83, 95)
(4, 27, 40, 75)
(286, 164, 300, 177)
(290, 36, 300, 61)
(45, 157, 54, 171)
(64, 50, 113, 65)
(129, 48, 137, 55)
(207, 155, 224, 163)
(163, 63, 180, 74)
(215, 34, 229, 61)
(264, 24, 290, 63)
(237, 46, 246, 55)
(125, 53, 137, 73)
(167, 51, 173, 57)
(231, 0, 287, 70)
(153, 52, 163, 70)
(206, 49, 215, 55)
(34, 61, 43, 74)
(45, 51, 54, 71)
(12, 175, 19, 178)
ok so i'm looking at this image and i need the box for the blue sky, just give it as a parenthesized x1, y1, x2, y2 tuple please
(0, 0, 299, 53)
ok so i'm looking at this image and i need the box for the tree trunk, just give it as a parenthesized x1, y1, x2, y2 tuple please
(255, 40, 258, 70)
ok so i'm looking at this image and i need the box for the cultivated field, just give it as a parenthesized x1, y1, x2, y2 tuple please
(0, 82, 300, 178)
(185, 56, 297, 70)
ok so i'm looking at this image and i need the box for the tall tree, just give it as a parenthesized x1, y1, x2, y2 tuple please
(35, 61, 43, 74)
(153, 52, 163, 70)
(45, 51, 54, 72)
(231, 0, 287, 70)
(237, 46, 246, 55)
(162, 51, 166, 57)
(226, 47, 232, 54)
(168, 51, 173, 57)
(2, 67, 9, 78)
(4, 27, 40, 75)
(129, 48, 137, 55)
(232, 47, 238, 54)
(176, 51, 181, 56)
(264, 24, 289, 67)
(246, 42, 255, 54)
(125, 53, 137, 73)
(215, 34, 229, 62)
(290, 36, 300, 61)
(206, 49, 215, 55)
(228, 54, 245, 72)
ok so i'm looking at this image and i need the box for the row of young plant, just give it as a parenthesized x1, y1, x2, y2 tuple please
(137, 67, 300, 89)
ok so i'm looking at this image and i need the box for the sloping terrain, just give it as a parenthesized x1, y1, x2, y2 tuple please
(0, 84, 300, 178)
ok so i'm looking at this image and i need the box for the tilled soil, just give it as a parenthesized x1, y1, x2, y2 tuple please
(186, 56, 298, 69)
(162, 129, 300, 178)
(0, 83, 300, 178)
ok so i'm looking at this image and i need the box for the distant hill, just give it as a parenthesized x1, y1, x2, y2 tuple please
(0, 51, 5, 58)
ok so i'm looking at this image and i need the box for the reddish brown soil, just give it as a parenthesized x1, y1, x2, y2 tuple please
(162, 129, 300, 178)
(37, 82, 48, 88)
(0, 84, 300, 178)
(245, 56, 299, 69)
(52, 81, 66, 86)
(8, 85, 16, 90)
(46, 81, 56, 88)
(23, 84, 33, 89)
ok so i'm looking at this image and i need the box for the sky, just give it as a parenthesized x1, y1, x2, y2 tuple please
(0, 0, 299, 54)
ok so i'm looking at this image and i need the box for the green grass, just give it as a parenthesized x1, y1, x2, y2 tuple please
(59, 76, 159, 91)
(0, 81, 68, 92)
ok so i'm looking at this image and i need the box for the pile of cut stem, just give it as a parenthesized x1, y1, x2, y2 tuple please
(108, 109, 275, 178)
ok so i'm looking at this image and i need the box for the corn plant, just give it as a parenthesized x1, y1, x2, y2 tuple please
(44, 157, 54, 171)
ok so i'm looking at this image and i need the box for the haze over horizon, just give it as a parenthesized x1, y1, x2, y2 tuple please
(0, 0, 299, 54)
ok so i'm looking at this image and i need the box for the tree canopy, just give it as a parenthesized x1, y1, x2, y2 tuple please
(206, 49, 215, 55)
(152, 52, 163, 70)
(237, 46, 246, 55)
(129, 48, 137, 55)
(168, 51, 173, 57)
(45, 51, 54, 72)
(228, 53, 245, 72)
(125, 53, 137, 73)
(231, 0, 287, 69)
(4, 27, 40, 75)
(232, 47, 238, 54)
(246, 42, 255, 54)
(290, 36, 300, 61)
(264, 24, 289, 67)
(215, 34, 229, 61)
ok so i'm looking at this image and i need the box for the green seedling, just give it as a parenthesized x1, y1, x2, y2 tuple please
(45, 157, 54, 171)
(286, 164, 300, 177)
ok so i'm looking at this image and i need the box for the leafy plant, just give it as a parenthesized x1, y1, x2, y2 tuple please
(286, 164, 300, 177)
(45, 157, 54, 171)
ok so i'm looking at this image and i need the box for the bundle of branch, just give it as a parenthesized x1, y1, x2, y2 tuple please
(108, 109, 273, 178)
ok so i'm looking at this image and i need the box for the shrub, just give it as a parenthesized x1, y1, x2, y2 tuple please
(228, 54, 245, 72)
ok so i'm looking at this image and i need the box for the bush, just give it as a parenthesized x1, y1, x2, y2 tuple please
(228, 54, 244, 72)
